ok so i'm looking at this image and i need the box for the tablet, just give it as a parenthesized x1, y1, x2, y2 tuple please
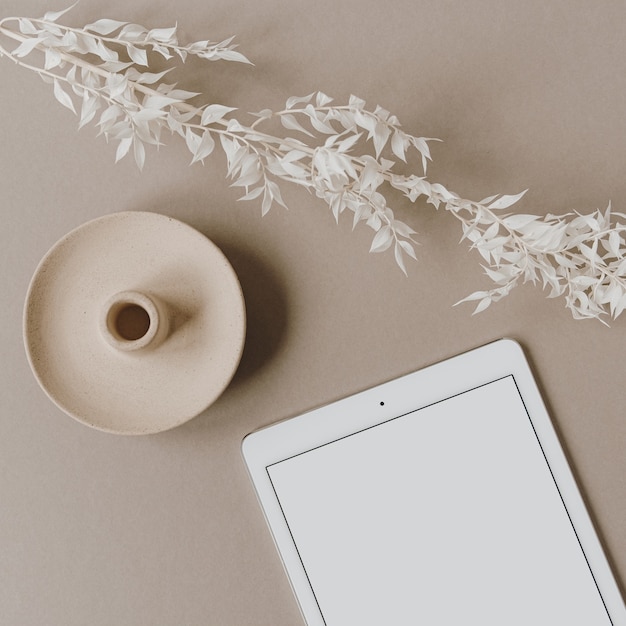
(242, 339, 625, 625)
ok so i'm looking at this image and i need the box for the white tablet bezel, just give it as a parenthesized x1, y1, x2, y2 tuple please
(242, 338, 625, 625)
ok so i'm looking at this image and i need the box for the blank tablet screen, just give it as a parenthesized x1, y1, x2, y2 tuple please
(266, 376, 612, 625)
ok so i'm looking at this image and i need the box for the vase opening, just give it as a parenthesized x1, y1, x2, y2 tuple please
(113, 303, 151, 341)
(100, 290, 169, 352)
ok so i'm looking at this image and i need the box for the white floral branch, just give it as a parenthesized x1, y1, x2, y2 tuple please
(2, 6, 626, 323)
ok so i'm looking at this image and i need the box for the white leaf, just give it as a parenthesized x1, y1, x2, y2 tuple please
(40, 22, 62, 37)
(129, 68, 172, 85)
(148, 26, 177, 43)
(614, 292, 626, 319)
(482, 222, 500, 241)
(359, 158, 383, 191)
(261, 186, 273, 215)
(316, 92, 333, 107)
(185, 128, 201, 155)
(571, 275, 597, 288)
(323, 134, 340, 149)
(126, 45, 148, 66)
(579, 243, 603, 265)
(98, 104, 121, 129)
(372, 121, 391, 158)
(398, 240, 417, 260)
(503, 214, 540, 230)
(169, 109, 197, 123)
(226, 119, 245, 132)
(61, 30, 78, 47)
(133, 138, 146, 170)
(12, 37, 42, 58)
(454, 290, 490, 305)
(334, 110, 357, 131)
(231, 154, 261, 187)
(394, 243, 408, 275)
(473, 297, 492, 314)
(267, 180, 287, 208)
(374, 105, 390, 121)
(84, 19, 127, 35)
(74, 33, 98, 57)
(369, 225, 393, 253)
(237, 186, 264, 202)
(142, 94, 179, 110)
(115, 137, 132, 162)
(480, 235, 509, 251)
(308, 115, 336, 134)
(282, 149, 308, 164)
(391, 131, 407, 162)
(95, 39, 118, 62)
(65, 64, 77, 84)
(337, 132, 362, 153)
(483, 266, 507, 283)
(108, 121, 133, 140)
(554, 253, 577, 270)
(326, 150, 357, 180)
(366, 212, 382, 231)
(328, 193, 343, 222)
(18, 19, 39, 35)
(132, 109, 167, 122)
(78, 94, 100, 129)
(250, 109, 273, 120)
(353, 110, 376, 135)
(479, 194, 499, 205)
(44, 3, 78, 23)
(190, 131, 216, 164)
(393, 220, 418, 238)
(201, 104, 237, 126)
(286, 93, 315, 109)
(119, 24, 147, 42)
(607, 230, 622, 257)
(487, 189, 528, 210)
(69, 83, 84, 97)
(167, 89, 199, 100)
(412, 137, 433, 172)
(215, 36, 236, 48)
(348, 95, 366, 109)
(151, 43, 173, 60)
(351, 202, 370, 229)
(105, 74, 128, 99)
(279, 160, 307, 178)
(44, 48, 62, 70)
(53, 79, 76, 114)
(260, 180, 287, 214)
(305, 105, 335, 134)
(166, 113, 183, 135)
(206, 49, 252, 64)
(430, 183, 455, 201)
(280, 113, 314, 137)
(219, 135, 238, 171)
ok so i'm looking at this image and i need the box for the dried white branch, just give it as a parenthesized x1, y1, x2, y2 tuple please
(2, 6, 626, 323)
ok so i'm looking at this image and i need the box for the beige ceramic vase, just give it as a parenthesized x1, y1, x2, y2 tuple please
(23, 211, 246, 434)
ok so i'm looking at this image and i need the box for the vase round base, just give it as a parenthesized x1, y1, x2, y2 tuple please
(23, 211, 246, 435)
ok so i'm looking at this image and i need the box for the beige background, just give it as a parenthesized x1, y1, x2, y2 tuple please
(1, 0, 624, 624)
